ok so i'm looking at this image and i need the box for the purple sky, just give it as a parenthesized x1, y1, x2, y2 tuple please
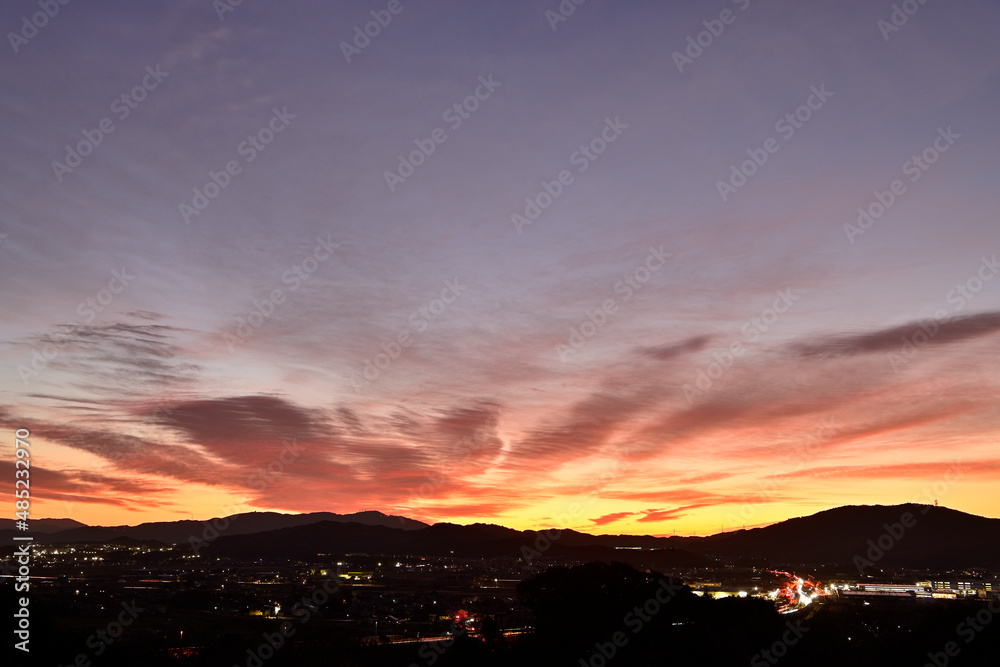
(2, 0, 999, 534)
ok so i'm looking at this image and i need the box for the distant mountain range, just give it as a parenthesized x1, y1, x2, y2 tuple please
(669, 504, 1000, 570)
(191, 519, 709, 570)
(4, 504, 998, 571)
(1, 510, 427, 543)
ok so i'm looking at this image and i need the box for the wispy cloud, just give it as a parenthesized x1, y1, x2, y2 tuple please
(591, 511, 636, 526)
(636, 335, 712, 361)
(790, 311, 1000, 359)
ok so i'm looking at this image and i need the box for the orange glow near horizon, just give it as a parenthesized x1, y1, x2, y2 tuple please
(20, 414, 1000, 536)
(2, 0, 1000, 551)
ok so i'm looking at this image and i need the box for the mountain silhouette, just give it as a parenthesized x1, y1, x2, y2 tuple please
(6, 504, 997, 570)
(668, 503, 1000, 569)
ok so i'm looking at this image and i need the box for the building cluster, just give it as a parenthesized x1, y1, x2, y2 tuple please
(833, 580, 1000, 600)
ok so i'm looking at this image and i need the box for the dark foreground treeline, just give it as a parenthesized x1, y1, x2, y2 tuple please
(5, 561, 1000, 666)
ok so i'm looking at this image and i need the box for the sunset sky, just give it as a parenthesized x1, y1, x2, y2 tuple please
(2, 0, 999, 536)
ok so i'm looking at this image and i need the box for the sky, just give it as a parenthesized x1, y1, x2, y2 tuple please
(1, 0, 999, 537)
